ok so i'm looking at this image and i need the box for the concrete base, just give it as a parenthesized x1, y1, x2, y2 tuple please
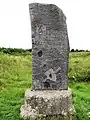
(20, 89, 75, 120)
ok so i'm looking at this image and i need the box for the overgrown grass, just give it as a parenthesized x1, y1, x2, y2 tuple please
(0, 52, 90, 120)
(0, 54, 32, 120)
(69, 52, 90, 82)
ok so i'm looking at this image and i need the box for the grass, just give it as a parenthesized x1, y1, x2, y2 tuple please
(0, 54, 32, 120)
(69, 52, 90, 120)
(0, 52, 90, 120)
(70, 82, 90, 120)
(69, 52, 90, 82)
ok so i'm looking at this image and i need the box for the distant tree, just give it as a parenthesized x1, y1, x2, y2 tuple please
(76, 49, 79, 52)
(86, 50, 89, 52)
(3, 48, 9, 54)
(27, 49, 32, 52)
(71, 49, 74, 52)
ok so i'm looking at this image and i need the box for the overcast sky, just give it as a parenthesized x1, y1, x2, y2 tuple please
(0, 0, 90, 50)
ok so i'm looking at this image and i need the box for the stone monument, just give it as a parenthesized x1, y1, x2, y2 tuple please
(20, 3, 75, 120)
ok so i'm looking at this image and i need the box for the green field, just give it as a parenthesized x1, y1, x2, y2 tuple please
(0, 52, 90, 120)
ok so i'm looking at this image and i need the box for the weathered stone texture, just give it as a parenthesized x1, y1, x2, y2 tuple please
(29, 3, 69, 90)
(20, 89, 75, 119)
(20, 3, 75, 120)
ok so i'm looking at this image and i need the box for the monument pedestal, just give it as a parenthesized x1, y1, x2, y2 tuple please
(20, 89, 75, 120)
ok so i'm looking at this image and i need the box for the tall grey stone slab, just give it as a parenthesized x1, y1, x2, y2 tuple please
(29, 3, 69, 90)
(20, 3, 75, 120)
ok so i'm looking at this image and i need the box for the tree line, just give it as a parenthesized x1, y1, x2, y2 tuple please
(70, 49, 90, 52)
(0, 47, 32, 55)
(0, 47, 90, 55)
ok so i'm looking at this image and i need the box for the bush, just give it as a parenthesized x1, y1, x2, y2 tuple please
(71, 49, 75, 52)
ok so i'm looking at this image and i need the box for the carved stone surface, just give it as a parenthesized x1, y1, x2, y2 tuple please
(29, 3, 70, 90)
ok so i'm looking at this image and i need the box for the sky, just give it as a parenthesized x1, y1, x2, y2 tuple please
(0, 0, 90, 50)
